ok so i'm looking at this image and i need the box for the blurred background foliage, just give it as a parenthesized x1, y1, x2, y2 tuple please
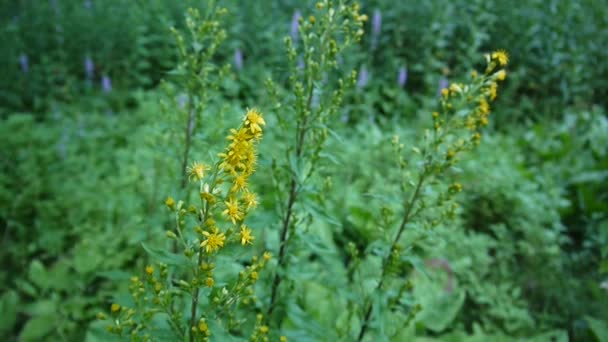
(1, 0, 607, 341)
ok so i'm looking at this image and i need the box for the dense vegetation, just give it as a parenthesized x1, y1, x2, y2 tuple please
(1, 1, 607, 341)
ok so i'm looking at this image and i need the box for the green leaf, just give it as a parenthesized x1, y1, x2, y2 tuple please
(19, 316, 56, 342)
(0, 290, 19, 336)
(586, 316, 608, 342)
(141, 242, 191, 267)
(28, 260, 49, 290)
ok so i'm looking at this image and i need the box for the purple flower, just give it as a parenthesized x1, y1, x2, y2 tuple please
(297, 57, 305, 70)
(234, 48, 243, 71)
(438, 77, 448, 96)
(290, 10, 302, 42)
(371, 9, 382, 48)
(102, 75, 112, 92)
(177, 93, 188, 109)
(19, 54, 29, 73)
(84, 57, 94, 79)
(357, 66, 369, 89)
(397, 66, 407, 87)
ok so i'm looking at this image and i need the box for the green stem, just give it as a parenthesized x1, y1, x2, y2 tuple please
(357, 172, 427, 341)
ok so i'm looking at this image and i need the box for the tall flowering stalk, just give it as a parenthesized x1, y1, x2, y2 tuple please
(264, 0, 366, 320)
(355, 51, 509, 340)
(162, 5, 228, 190)
(102, 109, 270, 341)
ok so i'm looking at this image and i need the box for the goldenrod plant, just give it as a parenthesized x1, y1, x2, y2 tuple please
(354, 51, 509, 340)
(159, 4, 229, 190)
(99, 108, 269, 341)
(263, 0, 366, 320)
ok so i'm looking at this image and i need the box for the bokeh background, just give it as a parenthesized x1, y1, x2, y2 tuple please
(1, 0, 607, 341)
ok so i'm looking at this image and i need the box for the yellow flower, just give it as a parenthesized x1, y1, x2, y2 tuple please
(495, 69, 507, 81)
(280, 336, 287, 342)
(223, 197, 243, 224)
(487, 82, 498, 101)
(242, 191, 258, 209)
(478, 98, 490, 115)
(259, 325, 268, 333)
(145, 265, 154, 275)
(240, 225, 254, 245)
(187, 162, 209, 181)
(251, 271, 259, 281)
(231, 174, 248, 192)
(206, 277, 214, 287)
(198, 320, 209, 335)
(165, 196, 175, 209)
(244, 108, 265, 135)
(491, 50, 509, 66)
(111, 303, 121, 313)
(263, 251, 272, 261)
(201, 228, 226, 254)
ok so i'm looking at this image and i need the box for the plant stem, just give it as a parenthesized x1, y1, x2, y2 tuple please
(181, 99, 195, 189)
(267, 67, 316, 317)
(357, 172, 426, 341)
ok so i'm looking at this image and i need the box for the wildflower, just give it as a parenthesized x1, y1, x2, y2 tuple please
(242, 191, 258, 209)
(478, 98, 490, 115)
(309, 15, 316, 24)
(223, 197, 243, 224)
(438, 77, 448, 97)
(84, 56, 94, 79)
(198, 320, 210, 335)
(280, 336, 288, 342)
(259, 325, 268, 333)
(234, 48, 243, 71)
(206, 277, 214, 287)
(201, 228, 226, 254)
(371, 9, 382, 48)
(111, 303, 121, 313)
(491, 50, 509, 66)
(488, 82, 498, 101)
(495, 69, 507, 81)
(263, 251, 272, 261)
(244, 108, 266, 135)
(357, 66, 369, 88)
(187, 161, 208, 181)
(19, 54, 28, 73)
(101, 75, 112, 93)
(251, 271, 259, 281)
(231, 174, 248, 192)
(240, 225, 254, 245)
(290, 10, 302, 42)
(165, 196, 175, 209)
(397, 66, 408, 87)
(145, 265, 154, 275)
(200, 191, 216, 204)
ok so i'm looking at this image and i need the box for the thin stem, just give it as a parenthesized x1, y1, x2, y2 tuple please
(357, 172, 426, 341)
(180, 99, 195, 189)
(267, 57, 317, 317)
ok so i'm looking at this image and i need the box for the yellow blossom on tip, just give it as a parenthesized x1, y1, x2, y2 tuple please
(165, 196, 175, 209)
(111, 303, 121, 313)
(223, 197, 243, 224)
(231, 174, 248, 192)
(251, 271, 259, 281)
(244, 108, 265, 135)
(240, 225, 255, 245)
(496, 69, 507, 81)
(441, 88, 449, 98)
(491, 50, 509, 66)
(478, 98, 490, 115)
(145, 265, 154, 275)
(187, 162, 209, 181)
(488, 82, 498, 101)
(206, 277, 214, 287)
(242, 191, 258, 209)
(263, 251, 272, 261)
(201, 228, 226, 254)
(259, 325, 269, 333)
(198, 320, 209, 335)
